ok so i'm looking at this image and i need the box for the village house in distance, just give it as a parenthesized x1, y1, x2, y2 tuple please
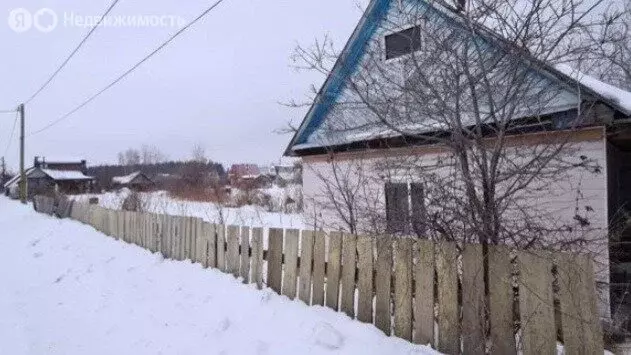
(3, 157, 95, 198)
(285, 0, 631, 327)
(111, 171, 154, 191)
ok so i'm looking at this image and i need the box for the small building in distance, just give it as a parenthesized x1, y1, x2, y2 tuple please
(228, 164, 270, 188)
(3, 157, 94, 198)
(111, 171, 154, 191)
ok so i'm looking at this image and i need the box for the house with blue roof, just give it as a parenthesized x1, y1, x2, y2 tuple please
(285, 0, 631, 326)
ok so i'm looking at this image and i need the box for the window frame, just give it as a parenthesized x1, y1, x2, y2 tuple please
(385, 178, 427, 236)
(382, 24, 424, 63)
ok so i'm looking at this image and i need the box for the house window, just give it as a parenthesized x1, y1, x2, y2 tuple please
(385, 182, 427, 235)
(385, 26, 422, 60)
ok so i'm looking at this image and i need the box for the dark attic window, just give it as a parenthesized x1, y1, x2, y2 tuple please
(385, 25, 422, 60)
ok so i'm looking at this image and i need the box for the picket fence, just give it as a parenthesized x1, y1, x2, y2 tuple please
(32, 195, 604, 354)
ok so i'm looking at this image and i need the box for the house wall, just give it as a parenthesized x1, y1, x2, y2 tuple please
(301, 128, 611, 316)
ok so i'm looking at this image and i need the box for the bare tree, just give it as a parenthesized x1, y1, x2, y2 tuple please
(141, 144, 167, 165)
(191, 143, 208, 164)
(289, 1, 631, 341)
(294, 0, 615, 248)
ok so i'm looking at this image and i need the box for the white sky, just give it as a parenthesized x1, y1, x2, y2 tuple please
(0, 0, 369, 171)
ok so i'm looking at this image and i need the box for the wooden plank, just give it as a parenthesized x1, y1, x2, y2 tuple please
(375, 236, 393, 335)
(207, 223, 216, 268)
(190, 218, 199, 263)
(197, 221, 209, 267)
(394, 238, 413, 341)
(240, 226, 250, 283)
(311, 231, 326, 306)
(436, 241, 459, 354)
(298, 230, 315, 304)
(216, 224, 226, 271)
(341, 233, 357, 318)
(462, 243, 486, 355)
(488, 245, 517, 355)
(227, 225, 240, 277)
(184, 217, 191, 261)
(325, 231, 342, 311)
(356, 235, 374, 324)
(558, 254, 603, 355)
(414, 239, 435, 346)
(250, 227, 264, 289)
(196, 219, 205, 264)
(282, 229, 299, 299)
(518, 251, 556, 355)
(267, 228, 284, 294)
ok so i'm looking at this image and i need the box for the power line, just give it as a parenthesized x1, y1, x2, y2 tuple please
(29, 0, 226, 137)
(3, 110, 19, 156)
(0, 109, 17, 114)
(24, 0, 122, 105)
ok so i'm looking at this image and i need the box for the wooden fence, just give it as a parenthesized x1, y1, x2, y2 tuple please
(32, 196, 604, 354)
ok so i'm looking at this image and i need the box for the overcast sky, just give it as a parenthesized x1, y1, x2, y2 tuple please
(0, 0, 369, 170)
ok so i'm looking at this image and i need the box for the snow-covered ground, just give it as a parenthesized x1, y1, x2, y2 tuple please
(0, 198, 436, 355)
(70, 190, 304, 229)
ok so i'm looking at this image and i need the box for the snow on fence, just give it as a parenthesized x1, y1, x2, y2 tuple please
(33, 196, 604, 354)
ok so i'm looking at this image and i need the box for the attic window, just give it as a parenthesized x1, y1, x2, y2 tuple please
(385, 26, 422, 60)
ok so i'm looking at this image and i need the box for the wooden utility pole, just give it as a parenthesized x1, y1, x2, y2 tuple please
(19, 104, 26, 204)
(1, 156, 5, 184)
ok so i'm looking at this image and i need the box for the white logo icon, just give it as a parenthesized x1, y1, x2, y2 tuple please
(8, 8, 32, 33)
(33, 8, 58, 33)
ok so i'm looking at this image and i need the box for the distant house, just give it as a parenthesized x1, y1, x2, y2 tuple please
(3, 157, 94, 198)
(111, 171, 153, 191)
(228, 164, 265, 187)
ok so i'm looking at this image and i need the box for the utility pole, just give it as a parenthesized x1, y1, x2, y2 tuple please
(19, 104, 26, 204)
(1, 156, 5, 185)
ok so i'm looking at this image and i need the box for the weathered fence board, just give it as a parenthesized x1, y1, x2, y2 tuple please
(462, 243, 485, 355)
(356, 235, 373, 324)
(414, 239, 434, 346)
(198, 222, 209, 267)
(250, 227, 264, 289)
(558, 254, 604, 355)
(240, 227, 250, 283)
(394, 238, 413, 341)
(326, 232, 342, 311)
(207, 223, 217, 268)
(216, 224, 226, 272)
(298, 230, 314, 304)
(282, 229, 300, 300)
(488, 245, 516, 355)
(436, 242, 459, 354)
(375, 237, 393, 335)
(267, 228, 283, 294)
(518, 251, 556, 355)
(312, 231, 326, 306)
(341, 233, 357, 318)
(227, 225, 240, 277)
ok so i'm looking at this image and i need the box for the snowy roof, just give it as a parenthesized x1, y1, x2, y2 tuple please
(112, 171, 143, 185)
(555, 64, 631, 116)
(2, 168, 34, 188)
(41, 169, 94, 181)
